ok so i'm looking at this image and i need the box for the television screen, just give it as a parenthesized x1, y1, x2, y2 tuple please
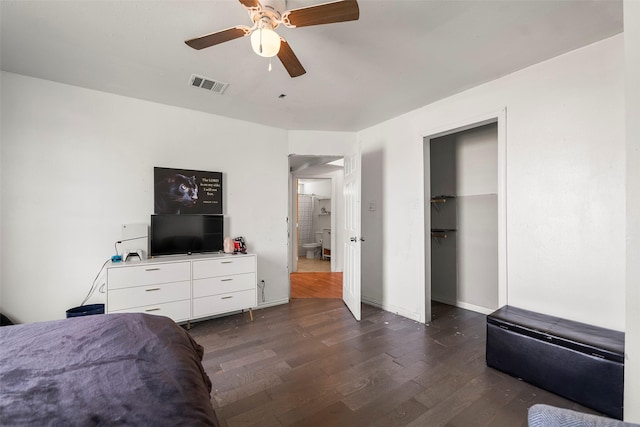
(150, 214, 224, 256)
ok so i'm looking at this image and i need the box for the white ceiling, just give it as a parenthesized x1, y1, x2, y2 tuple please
(0, 0, 623, 132)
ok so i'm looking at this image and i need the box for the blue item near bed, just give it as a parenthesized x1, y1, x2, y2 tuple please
(528, 404, 640, 427)
(0, 313, 219, 426)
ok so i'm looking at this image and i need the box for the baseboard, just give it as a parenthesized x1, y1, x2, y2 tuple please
(431, 296, 494, 315)
(256, 298, 289, 310)
(362, 296, 422, 322)
(431, 296, 457, 307)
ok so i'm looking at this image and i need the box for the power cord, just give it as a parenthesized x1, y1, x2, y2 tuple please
(80, 258, 110, 306)
(258, 280, 266, 303)
(114, 236, 147, 254)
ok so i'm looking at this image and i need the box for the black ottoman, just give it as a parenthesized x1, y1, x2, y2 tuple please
(486, 305, 625, 419)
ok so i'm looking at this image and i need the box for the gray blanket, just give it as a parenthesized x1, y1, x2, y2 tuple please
(0, 313, 218, 426)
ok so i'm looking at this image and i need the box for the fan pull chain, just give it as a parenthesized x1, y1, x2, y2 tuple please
(259, 28, 263, 54)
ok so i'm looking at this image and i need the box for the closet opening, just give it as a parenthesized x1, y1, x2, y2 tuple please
(423, 112, 507, 324)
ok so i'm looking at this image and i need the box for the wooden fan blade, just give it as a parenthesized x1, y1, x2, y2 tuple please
(238, 0, 260, 9)
(283, 0, 359, 28)
(185, 26, 250, 50)
(277, 39, 306, 78)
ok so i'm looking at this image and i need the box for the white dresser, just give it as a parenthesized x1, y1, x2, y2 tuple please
(105, 253, 257, 324)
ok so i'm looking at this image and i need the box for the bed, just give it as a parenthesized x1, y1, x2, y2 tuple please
(0, 312, 219, 426)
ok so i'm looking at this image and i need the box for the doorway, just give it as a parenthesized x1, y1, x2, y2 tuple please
(423, 110, 507, 323)
(288, 155, 344, 299)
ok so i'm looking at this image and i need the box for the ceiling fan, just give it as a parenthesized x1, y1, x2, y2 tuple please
(185, 0, 360, 78)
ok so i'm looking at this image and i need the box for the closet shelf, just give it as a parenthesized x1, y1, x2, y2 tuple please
(430, 195, 456, 204)
(431, 195, 456, 212)
(431, 228, 456, 245)
(431, 228, 456, 238)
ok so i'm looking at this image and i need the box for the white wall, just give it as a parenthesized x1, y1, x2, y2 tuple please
(456, 124, 499, 312)
(288, 130, 356, 156)
(455, 124, 498, 197)
(328, 169, 344, 272)
(624, 0, 640, 421)
(299, 179, 331, 197)
(0, 69, 3, 314)
(457, 194, 498, 310)
(0, 71, 290, 323)
(359, 34, 626, 330)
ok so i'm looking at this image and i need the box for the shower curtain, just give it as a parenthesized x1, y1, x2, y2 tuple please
(297, 194, 314, 254)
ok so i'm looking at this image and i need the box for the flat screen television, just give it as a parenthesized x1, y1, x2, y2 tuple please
(150, 214, 224, 256)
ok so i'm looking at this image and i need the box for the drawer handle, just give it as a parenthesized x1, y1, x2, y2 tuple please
(145, 288, 161, 292)
(145, 308, 161, 312)
(221, 278, 233, 282)
(221, 261, 233, 264)
(221, 296, 233, 300)
(145, 268, 160, 271)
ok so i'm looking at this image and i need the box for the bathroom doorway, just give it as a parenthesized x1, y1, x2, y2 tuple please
(296, 179, 332, 273)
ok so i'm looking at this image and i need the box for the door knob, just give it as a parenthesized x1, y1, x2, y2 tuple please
(360, 237, 365, 242)
(350, 237, 357, 242)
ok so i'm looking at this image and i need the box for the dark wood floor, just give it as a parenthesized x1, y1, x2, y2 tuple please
(188, 299, 598, 427)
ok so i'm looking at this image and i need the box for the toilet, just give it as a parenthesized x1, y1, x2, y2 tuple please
(302, 232, 323, 259)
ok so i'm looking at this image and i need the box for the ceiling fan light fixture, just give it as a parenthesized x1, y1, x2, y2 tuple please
(185, 0, 360, 77)
(251, 27, 281, 57)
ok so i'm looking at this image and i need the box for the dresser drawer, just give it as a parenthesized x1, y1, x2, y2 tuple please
(108, 280, 190, 311)
(108, 262, 190, 289)
(192, 256, 255, 279)
(109, 299, 191, 322)
(192, 289, 256, 318)
(193, 273, 256, 298)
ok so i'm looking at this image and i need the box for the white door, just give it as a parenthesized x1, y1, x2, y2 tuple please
(343, 147, 362, 321)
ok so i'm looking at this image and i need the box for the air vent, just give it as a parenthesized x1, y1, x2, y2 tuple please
(189, 74, 229, 95)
